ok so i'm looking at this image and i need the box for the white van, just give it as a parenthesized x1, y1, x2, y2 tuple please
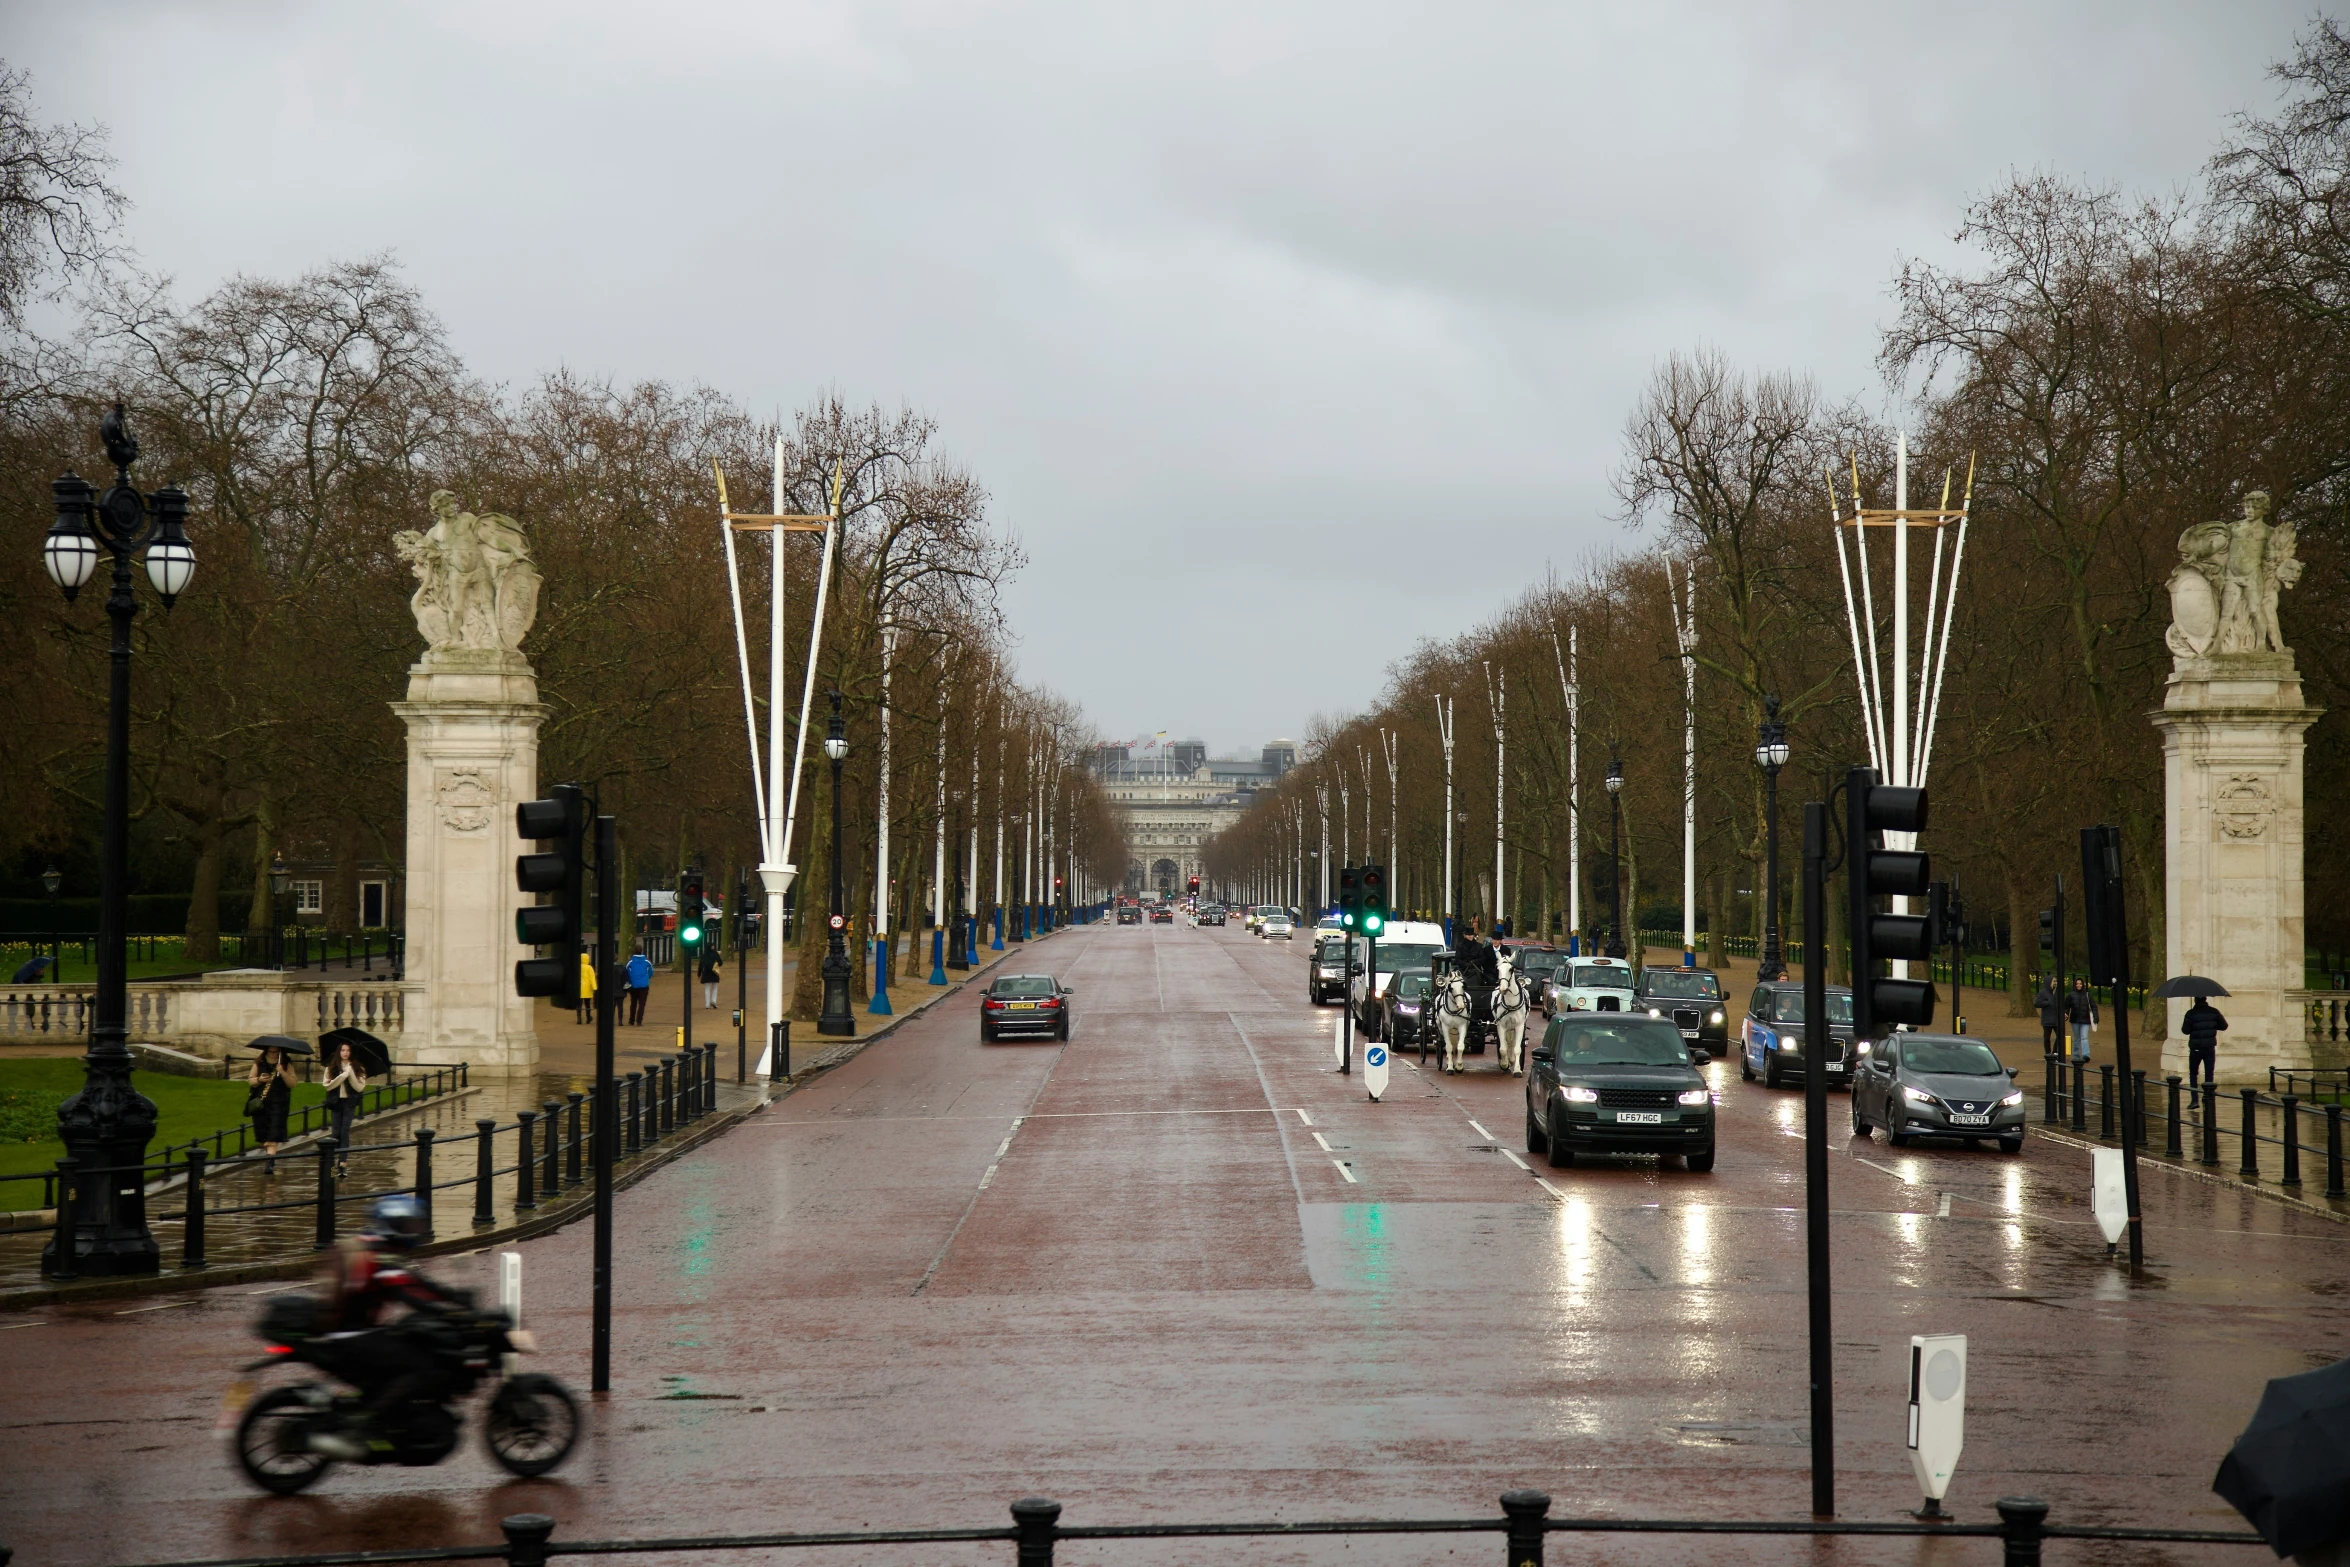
(1346, 920, 1448, 1030)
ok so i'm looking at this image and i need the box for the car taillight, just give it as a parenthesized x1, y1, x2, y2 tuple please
(1042, 997, 1061, 1008)
(984, 998, 1004, 1009)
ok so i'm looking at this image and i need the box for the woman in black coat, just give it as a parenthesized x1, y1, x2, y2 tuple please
(247, 1045, 295, 1173)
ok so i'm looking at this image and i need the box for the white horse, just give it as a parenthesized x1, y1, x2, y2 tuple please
(1492, 953, 1532, 1075)
(1433, 969, 1475, 1074)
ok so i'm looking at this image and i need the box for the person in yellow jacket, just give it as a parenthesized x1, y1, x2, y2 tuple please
(576, 946, 596, 1024)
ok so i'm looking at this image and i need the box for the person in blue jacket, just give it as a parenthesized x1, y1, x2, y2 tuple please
(625, 947, 654, 1026)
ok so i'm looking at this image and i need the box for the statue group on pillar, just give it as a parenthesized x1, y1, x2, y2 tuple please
(2167, 491, 2301, 661)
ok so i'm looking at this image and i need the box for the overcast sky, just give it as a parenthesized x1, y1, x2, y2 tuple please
(8, 2, 2320, 753)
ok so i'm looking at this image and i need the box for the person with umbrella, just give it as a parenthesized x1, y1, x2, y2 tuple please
(245, 1037, 303, 1174)
(2155, 976, 2232, 1090)
(321, 1037, 368, 1177)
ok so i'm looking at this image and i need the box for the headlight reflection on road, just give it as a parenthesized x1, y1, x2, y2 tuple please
(1556, 1196, 1595, 1306)
(1773, 1098, 1802, 1137)
(1681, 1203, 1713, 1289)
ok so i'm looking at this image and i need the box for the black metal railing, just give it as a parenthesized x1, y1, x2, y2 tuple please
(80, 1490, 2266, 1567)
(32, 1041, 729, 1280)
(2048, 1052, 2350, 1199)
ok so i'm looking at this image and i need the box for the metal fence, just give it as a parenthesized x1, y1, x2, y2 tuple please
(2047, 1051, 2350, 1197)
(76, 1490, 2267, 1567)
(34, 1040, 730, 1281)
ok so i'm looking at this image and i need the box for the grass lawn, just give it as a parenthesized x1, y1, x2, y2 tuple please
(0, 937, 242, 984)
(0, 1058, 324, 1210)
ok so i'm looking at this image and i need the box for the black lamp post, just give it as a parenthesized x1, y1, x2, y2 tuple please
(817, 692, 855, 1037)
(1754, 696, 1791, 981)
(1604, 756, 1626, 959)
(269, 851, 291, 970)
(41, 405, 196, 1278)
(42, 865, 61, 981)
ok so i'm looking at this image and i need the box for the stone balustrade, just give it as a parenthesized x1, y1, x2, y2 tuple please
(0, 968, 415, 1063)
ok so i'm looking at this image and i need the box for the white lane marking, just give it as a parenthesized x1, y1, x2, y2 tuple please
(1501, 1149, 1531, 1172)
(0, 1321, 45, 1330)
(116, 1299, 195, 1315)
(1333, 1160, 1358, 1184)
(763, 1107, 1304, 1125)
(1294, 1108, 1313, 1126)
(1534, 1178, 1569, 1200)
(1468, 1119, 1495, 1141)
(996, 1138, 1013, 1158)
(979, 1164, 998, 1189)
(1856, 1157, 1911, 1182)
(1311, 1132, 1333, 1151)
(1936, 1192, 1952, 1218)
(245, 1283, 305, 1295)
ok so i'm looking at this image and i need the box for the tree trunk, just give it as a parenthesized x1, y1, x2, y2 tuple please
(2005, 870, 2035, 1018)
(790, 785, 832, 1021)
(326, 816, 360, 936)
(245, 806, 277, 953)
(184, 813, 224, 962)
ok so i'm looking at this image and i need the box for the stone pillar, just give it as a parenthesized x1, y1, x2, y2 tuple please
(2152, 652, 2320, 1083)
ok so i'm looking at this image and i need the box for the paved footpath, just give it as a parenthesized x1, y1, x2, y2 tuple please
(4, 923, 2344, 1565)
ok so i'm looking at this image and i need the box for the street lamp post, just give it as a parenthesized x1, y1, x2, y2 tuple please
(817, 693, 855, 1036)
(1754, 696, 1791, 982)
(41, 404, 196, 1277)
(269, 852, 291, 970)
(42, 865, 61, 981)
(1604, 757, 1626, 959)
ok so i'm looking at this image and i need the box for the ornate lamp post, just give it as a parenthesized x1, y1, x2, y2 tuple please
(41, 404, 196, 1277)
(1604, 756, 1626, 959)
(817, 693, 855, 1036)
(42, 865, 61, 980)
(1754, 695, 1791, 981)
(269, 851, 291, 970)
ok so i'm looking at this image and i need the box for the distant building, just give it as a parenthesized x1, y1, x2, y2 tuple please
(1090, 736, 1298, 892)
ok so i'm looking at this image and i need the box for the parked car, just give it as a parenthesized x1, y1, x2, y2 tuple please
(1116, 905, 1142, 925)
(1309, 937, 1352, 1003)
(1740, 981, 1856, 1089)
(1546, 956, 1638, 1015)
(980, 973, 1073, 1042)
(1524, 1012, 1716, 1171)
(1849, 1033, 2025, 1152)
(1636, 966, 1730, 1057)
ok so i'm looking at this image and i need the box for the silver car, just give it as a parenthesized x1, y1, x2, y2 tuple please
(1849, 1033, 2025, 1152)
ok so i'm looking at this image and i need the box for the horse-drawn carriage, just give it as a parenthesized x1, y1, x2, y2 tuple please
(1421, 946, 1537, 1074)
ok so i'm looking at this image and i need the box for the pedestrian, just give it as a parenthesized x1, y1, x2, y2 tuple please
(2183, 993, 2229, 1088)
(575, 946, 596, 1025)
(700, 944, 722, 1009)
(2034, 975, 2063, 1053)
(246, 1045, 295, 1175)
(2064, 977, 2098, 1063)
(321, 1040, 367, 1177)
(626, 947, 653, 1026)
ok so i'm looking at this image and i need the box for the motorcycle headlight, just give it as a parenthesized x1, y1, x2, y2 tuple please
(1678, 1088, 1710, 1105)
(1902, 1085, 1936, 1106)
(2001, 1090, 2024, 1106)
(1563, 1086, 1600, 1103)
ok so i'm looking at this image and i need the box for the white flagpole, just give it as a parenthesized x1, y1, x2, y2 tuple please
(1672, 560, 1698, 968)
(714, 466, 768, 862)
(1555, 628, 1580, 954)
(1437, 696, 1455, 933)
(1828, 470, 1885, 773)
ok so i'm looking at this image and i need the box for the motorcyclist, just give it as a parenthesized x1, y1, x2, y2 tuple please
(306, 1194, 472, 1460)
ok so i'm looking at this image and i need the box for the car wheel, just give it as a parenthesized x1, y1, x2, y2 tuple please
(1687, 1146, 1716, 1174)
(1526, 1105, 1548, 1155)
(1545, 1101, 1574, 1168)
(1888, 1129, 1911, 1148)
(1851, 1103, 1870, 1138)
(980, 1025, 995, 1043)
(1999, 1135, 2024, 1155)
(1739, 1050, 1754, 1082)
(1763, 1060, 1780, 1090)
(1056, 1017, 1069, 1042)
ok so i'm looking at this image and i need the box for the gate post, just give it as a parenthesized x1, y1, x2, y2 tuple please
(1010, 1497, 1061, 1567)
(1500, 1489, 1551, 1567)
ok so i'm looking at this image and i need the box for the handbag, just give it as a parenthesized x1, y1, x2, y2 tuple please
(243, 1086, 265, 1118)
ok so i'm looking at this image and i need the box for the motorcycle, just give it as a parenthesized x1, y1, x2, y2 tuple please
(222, 1291, 579, 1494)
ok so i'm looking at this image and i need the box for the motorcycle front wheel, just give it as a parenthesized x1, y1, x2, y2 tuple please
(486, 1372, 579, 1477)
(236, 1386, 335, 1495)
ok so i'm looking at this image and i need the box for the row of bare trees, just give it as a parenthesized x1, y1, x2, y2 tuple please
(1207, 22, 2350, 1025)
(0, 68, 1125, 1014)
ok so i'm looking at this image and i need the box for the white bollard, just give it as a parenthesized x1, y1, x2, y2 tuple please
(1907, 1332, 1967, 1515)
(1365, 1039, 1388, 1102)
(2091, 1147, 2129, 1252)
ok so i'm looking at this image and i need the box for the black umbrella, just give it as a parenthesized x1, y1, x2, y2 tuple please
(10, 955, 51, 985)
(2155, 975, 2231, 999)
(318, 1026, 393, 1078)
(2215, 1356, 2350, 1555)
(246, 1033, 313, 1057)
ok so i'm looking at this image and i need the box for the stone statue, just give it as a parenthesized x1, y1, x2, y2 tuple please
(395, 491, 540, 657)
(2168, 492, 2298, 661)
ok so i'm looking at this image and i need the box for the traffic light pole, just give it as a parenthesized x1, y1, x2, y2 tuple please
(1801, 800, 1834, 1518)
(1340, 930, 1353, 1077)
(2083, 825, 2144, 1275)
(592, 813, 616, 1394)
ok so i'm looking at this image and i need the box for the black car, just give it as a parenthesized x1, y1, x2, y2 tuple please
(1850, 1033, 2025, 1152)
(1525, 1013, 1715, 1171)
(1197, 905, 1226, 926)
(980, 973, 1073, 1041)
(1116, 905, 1141, 925)
(1635, 966, 1730, 1056)
(1378, 968, 1435, 1047)
(1148, 905, 1174, 924)
(1308, 938, 1353, 1005)
(1499, 944, 1570, 1014)
(1740, 981, 1856, 1088)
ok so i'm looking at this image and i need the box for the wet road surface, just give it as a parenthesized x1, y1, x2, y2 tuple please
(3, 921, 2341, 1565)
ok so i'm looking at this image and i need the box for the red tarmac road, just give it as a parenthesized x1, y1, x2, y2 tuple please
(3, 921, 2344, 1565)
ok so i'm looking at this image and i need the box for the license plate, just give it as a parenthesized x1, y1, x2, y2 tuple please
(1006, 1002, 1037, 1010)
(1615, 1111, 1664, 1124)
(1949, 1113, 1991, 1126)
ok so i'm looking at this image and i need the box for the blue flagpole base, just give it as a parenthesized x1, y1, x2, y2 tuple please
(868, 939, 894, 1014)
(929, 928, 947, 985)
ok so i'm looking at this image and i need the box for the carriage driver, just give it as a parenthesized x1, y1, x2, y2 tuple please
(1456, 917, 1501, 990)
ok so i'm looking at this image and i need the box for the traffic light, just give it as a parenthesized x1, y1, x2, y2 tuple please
(678, 869, 705, 949)
(514, 783, 586, 1005)
(2038, 907, 2055, 952)
(1188, 875, 1200, 895)
(1846, 767, 1936, 1038)
(1359, 862, 1387, 936)
(2080, 825, 2129, 987)
(1338, 863, 1360, 928)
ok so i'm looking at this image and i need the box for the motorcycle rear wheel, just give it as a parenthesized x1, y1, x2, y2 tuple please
(236, 1387, 335, 1495)
(486, 1373, 579, 1477)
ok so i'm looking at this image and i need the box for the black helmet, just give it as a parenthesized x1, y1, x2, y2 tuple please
(364, 1194, 428, 1251)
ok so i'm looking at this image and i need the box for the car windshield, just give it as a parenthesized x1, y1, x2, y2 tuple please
(1376, 943, 1442, 974)
(1641, 971, 1721, 1000)
(1392, 972, 1432, 999)
(1570, 965, 1633, 990)
(1512, 951, 1567, 976)
(1902, 1039, 2004, 1075)
(1257, 907, 1281, 916)
(1551, 1018, 1691, 1066)
(993, 976, 1057, 997)
(1772, 991, 1854, 1025)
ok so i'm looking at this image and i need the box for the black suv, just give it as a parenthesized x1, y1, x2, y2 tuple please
(1634, 966, 1729, 1057)
(1116, 905, 1142, 925)
(1197, 905, 1226, 926)
(1524, 1012, 1715, 1171)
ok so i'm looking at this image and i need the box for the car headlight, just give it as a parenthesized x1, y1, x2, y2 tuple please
(1396, 1002, 1420, 1015)
(1678, 1088, 1710, 1105)
(1902, 1085, 1936, 1106)
(1709, 1010, 1725, 1024)
(2001, 1090, 2024, 1106)
(1777, 1036, 1797, 1052)
(1647, 1007, 1662, 1017)
(1563, 1086, 1600, 1103)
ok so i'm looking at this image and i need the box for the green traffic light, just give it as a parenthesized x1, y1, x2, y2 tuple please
(1361, 911, 1384, 935)
(680, 924, 702, 945)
